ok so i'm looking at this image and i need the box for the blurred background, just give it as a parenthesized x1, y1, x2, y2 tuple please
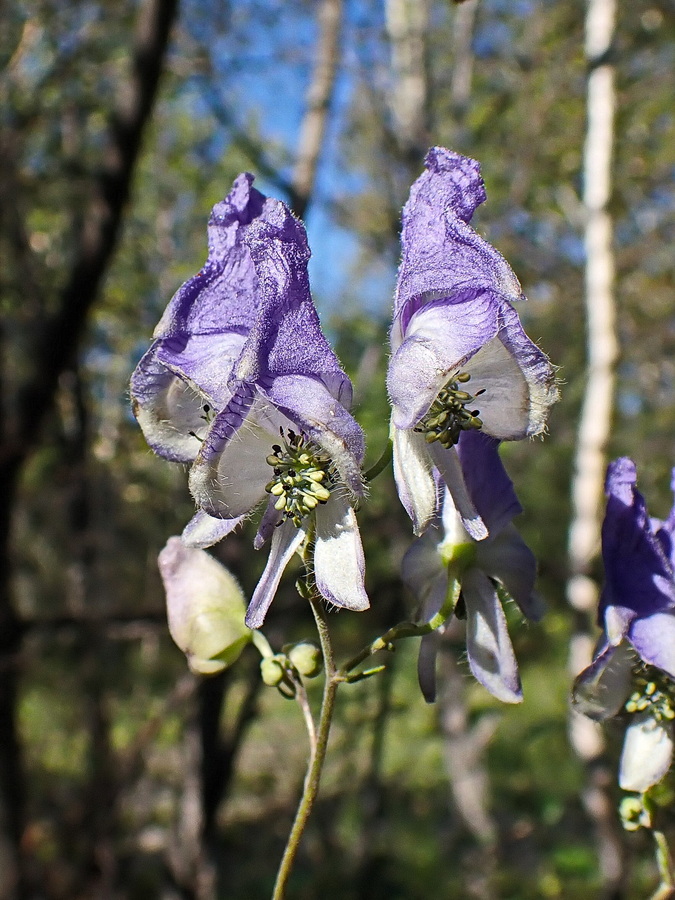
(1, 0, 674, 897)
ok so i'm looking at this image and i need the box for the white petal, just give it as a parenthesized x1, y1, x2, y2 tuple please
(462, 336, 530, 439)
(428, 443, 488, 541)
(619, 713, 674, 793)
(464, 568, 522, 703)
(181, 510, 244, 549)
(314, 495, 369, 612)
(392, 425, 438, 535)
(246, 520, 305, 629)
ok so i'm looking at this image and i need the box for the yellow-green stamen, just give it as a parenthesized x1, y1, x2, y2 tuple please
(265, 429, 336, 527)
(414, 371, 485, 448)
(625, 665, 675, 722)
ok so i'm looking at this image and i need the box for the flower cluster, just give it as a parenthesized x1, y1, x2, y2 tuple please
(574, 458, 675, 792)
(132, 149, 556, 704)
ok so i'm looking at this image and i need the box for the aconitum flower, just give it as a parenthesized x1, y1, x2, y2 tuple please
(402, 431, 543, 703)
(574, 458, 675, 792)
(388, 148, 558, 538)
(187, 199, 368, 628)
(131, 173, 269, 547)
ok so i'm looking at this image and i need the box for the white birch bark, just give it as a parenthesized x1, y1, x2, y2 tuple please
(385, 0, 430, 153)
(567, 0, 625, 891)
(291, 0, 343, 219)
(567, 0, 618, 620)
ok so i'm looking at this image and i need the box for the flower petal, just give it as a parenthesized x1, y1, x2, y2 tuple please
(600, 458, 675, 637)
(130, 344, 208, 462)
(418, 631, 441, 703)
(629, 612, 675, 681)
(246, 520, 306, 628)
(619, 713, 674, 793)
(463, 567, 522, 703)
(189, 389, 289, 518)
(572, 639, 634, 720)
(393, 148, 522, 320)
(265, 374, 364, 496)
(457, 432, 521, 535)
(478, 524, 541, 621)
(392, 426, 438, 535)
(181, 510, 244, 550)
(388, 289, 499, 429)
(314, 495, 369, 612)
(428, 443, 488, 541)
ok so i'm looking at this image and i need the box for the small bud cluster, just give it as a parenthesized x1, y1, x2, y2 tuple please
(265, 428, 335, 526)
(414, 372, 485, 448)
(259, 641, 323, 689)
(625, 665, 675, 723)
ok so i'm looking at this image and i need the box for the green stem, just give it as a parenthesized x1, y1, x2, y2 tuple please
(271, 595, 338, 900)
(340, 577, 461, 677)
(653, 828, 675, 893)
(364, 439, 393, 482)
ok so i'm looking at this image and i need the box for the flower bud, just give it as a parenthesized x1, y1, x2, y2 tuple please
(260, 656, 286, 686)
(288, 642, 322, 678)
(158, 537, 251, 675)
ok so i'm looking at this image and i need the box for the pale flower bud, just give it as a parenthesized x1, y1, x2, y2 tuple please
(288, 642, 322, 678)
(158, 537, 251, 675)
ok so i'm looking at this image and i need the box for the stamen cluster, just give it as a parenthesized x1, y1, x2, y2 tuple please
(265, 429, 334, 526)
(414, 372, 484, 448)
(625, 665, 675, 723)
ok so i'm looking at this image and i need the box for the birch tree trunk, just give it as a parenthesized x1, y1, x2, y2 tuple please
(290, 0, 343, 219)
(385, 0, 430, 157)
(567, 0, 624, 893)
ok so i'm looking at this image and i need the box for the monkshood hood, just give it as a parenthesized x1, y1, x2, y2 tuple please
(388, 148, 557, 539)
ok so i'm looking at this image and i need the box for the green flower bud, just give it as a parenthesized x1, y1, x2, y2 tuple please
(158, 538, 252, 675)
(288, 642, 322, 678)
(260, 656, 286, 687)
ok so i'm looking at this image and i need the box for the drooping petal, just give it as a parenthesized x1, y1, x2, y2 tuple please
(456, 432, 521, 535)
(401, 523, 445, 603)
(392, 427, 438, 535)
(572, 639, 634, 720)
(427, 443, 487, 541)
(246, 520, 306, 629)
(619, 712, 674, 793)
(463, 567, 522, 703)
(314, 495, 369, 612)
(418, 631, 442, 703)
(478, 524, 541, 621)
(181, 509, 244, 550)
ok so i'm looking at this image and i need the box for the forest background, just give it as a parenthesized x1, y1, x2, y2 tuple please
(1, 0, 674, 897)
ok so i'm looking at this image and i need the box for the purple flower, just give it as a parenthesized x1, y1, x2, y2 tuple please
(402, 431, 543, 703)
(130, 173, 269, 546)
(574, 458, 675, 792)
(186, 199, 368, 628)
(388, 148, 557, 538)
